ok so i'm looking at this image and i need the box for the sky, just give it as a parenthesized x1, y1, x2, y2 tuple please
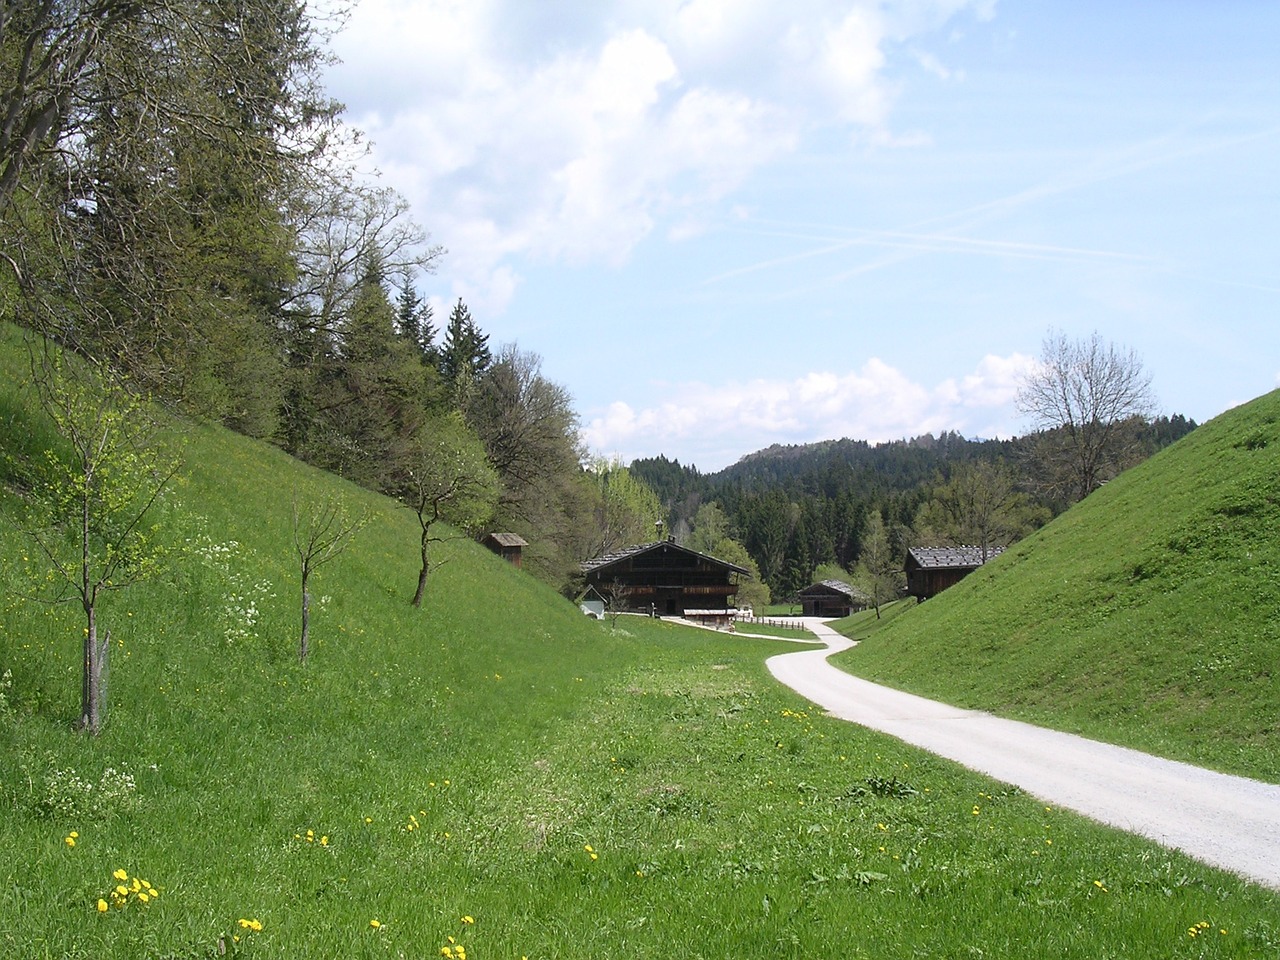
(323, 1, 1280, 472)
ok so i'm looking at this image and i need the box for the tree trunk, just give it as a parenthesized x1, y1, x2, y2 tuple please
(411, 526, 429, 607)
(80, 606, 107, 734)
(412, 561, 428, 607)
(299, 578, 311, 662)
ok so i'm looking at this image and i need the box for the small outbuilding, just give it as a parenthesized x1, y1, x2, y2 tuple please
(797, 579, 871, 618)
(577, 585, 607, 620)
(484, 532, 528, 568)
(905, 545, 1004, 601)
(581, 538, 750, 618)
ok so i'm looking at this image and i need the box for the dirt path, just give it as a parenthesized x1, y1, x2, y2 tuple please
(766, 619, 1280, 890)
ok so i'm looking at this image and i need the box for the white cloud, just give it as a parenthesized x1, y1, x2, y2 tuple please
(581, 352, 1034, 470)
(326, 0, 992, 308)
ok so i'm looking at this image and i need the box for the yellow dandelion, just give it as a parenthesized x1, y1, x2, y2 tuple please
(96, 899, 108, 913)
(461, 915, 475, 924)
(113, 869, 128, 881)
(441, 949, 454, 959)
(320, 836, 329, 846)
(64, 836, 76, 847)
(69, 831, 79, 839)
(370, 919, 382, 929)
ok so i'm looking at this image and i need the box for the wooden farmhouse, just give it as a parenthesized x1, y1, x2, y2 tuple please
(484, 532, 528, 568)
(797, 579, 871, 618)
(581, 539, 750, 621)
(905, 545, 1004, 601)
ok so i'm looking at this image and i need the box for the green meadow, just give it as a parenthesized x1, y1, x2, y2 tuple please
(2, 325, 1278, 958)
(834, 389, 1280, 784)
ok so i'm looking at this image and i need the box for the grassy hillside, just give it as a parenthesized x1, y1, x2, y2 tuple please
(2, 324, 1278, 957)
(835, 390, 1280, 783)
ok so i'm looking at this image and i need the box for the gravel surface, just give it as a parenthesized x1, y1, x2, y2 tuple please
(766, 619, 1280, 890)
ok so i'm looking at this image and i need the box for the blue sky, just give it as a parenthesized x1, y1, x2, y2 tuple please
(325, 1, 1280, 472)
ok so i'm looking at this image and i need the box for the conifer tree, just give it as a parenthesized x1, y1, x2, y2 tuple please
(395, 268, 437, 365)
(439, 299, 491, 402)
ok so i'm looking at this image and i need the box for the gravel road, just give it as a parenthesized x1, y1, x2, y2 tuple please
(765, 619, 1280, 890)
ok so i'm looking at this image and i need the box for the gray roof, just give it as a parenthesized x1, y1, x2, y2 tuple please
(582, 540, 751, 576)
(486, 532, 528, 547)
(799, 579, 871, 602)
(906, 545, 1004, 570)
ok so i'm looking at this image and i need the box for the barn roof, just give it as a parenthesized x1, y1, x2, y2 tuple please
(906, 545, 1004, 570)
(582, 539, 751, 577)
(798, 579, 871, 603)
(486, 532, 528, 547)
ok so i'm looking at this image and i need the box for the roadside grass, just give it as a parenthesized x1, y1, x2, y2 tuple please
(834, 390, 1280, 783)
(830, 598, 917, 641)
(2, 325, 1279, 956)
(730, 620, 818, 642)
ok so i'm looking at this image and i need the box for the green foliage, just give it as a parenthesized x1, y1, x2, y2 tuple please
(837, 389, 1280, 781)
(440, 298, 491, 405)
(400, 413, 500, 606)
(913, 459, 1049, 553)
(12, 342, 179, 733)
(0, 334, 1275, 955)
(587, 458, 663, 556)
(686, 503, 770, 611)
(851, 512, 902, 618)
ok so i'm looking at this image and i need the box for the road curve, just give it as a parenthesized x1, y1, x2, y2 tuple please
(766, 619, 1280, 890)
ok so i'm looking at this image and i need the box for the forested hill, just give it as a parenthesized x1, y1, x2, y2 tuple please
(630, 415, 1197, 601)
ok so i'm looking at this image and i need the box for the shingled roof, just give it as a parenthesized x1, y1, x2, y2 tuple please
(581, 540, 750, 576)
(906, 545, 1004, 570)
(799, 579, 871, 602)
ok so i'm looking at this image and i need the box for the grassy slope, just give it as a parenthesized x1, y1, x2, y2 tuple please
(2, 324, 1278, 957)
(834, 390, 1280, 782)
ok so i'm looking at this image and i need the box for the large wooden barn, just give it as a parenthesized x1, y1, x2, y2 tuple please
(797, 579, 871, 618)
(905, 545, 1004, 601)
(581, 539, 750, 619)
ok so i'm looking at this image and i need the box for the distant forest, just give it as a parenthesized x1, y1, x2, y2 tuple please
(632, 416, 1197, 601)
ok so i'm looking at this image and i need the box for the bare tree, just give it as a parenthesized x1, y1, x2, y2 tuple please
(20, 344, 178, 734)
(1016, 330, 1156, 503)
(292, 492, 366, 662)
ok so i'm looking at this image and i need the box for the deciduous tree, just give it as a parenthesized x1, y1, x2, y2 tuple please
(19, 345, 178, 734)
(1016, 330, 1156, 503)
(398, 414, 498, 607)
(292, 492, 365, 662)
(853, 511, 902, 619)
(914, 460, 1046, 559)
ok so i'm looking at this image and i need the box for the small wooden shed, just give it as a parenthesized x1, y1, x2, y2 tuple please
(905, 545, 1004, 601)
(484, 532, 528, 568)
(797, 579, 870, 618)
